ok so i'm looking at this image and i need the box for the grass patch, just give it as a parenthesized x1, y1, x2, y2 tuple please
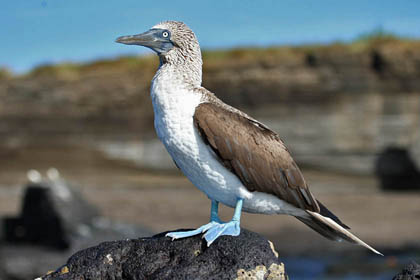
(0, 67, 12, 80)
(29, 63, 82, 79)
(12, 31, 419, 79)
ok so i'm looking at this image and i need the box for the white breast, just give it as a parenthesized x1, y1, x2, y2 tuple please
(150, 69, 306, 217)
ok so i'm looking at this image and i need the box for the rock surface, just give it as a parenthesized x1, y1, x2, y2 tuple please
(393, 262, 420, 280)
(1, 41, 420, 174)
(0, 179, 152, 280)
(2, 41, 420, 139)
(40, 229, 287, 280)
(375, 147, 420, 191)
(3, 181, 99, 249)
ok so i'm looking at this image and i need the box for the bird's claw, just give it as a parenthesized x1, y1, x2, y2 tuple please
(203, 220, 240, 246)
(165, 220, 240, 246)
(165, 221, 220, 240)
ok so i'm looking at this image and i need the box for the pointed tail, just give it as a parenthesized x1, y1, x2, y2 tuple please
(296, 210, 383, 256)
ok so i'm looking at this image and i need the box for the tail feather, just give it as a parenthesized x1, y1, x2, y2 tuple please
(317, 200, 350, 229)
(296, 210, 383, 256)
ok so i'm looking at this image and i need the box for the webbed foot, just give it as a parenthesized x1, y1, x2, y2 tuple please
(203, 220, 240, 246)
(165, 221, 220, 240)
(166, 198, 244, 246)
(165, 220, 240, 246)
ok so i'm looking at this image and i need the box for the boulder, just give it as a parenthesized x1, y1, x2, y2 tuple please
(375, 147, 420, 191)
(393, 262, 420, 280)
(39, 229, 287, 280)
(0, 178, 152, 280)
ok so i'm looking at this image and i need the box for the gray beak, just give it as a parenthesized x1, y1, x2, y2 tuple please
(116, 30, 157, 46)
(115, 29, 174, 54)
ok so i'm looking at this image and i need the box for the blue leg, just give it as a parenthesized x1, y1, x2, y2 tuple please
(165, 198, 244, 247)
(203, 198, 243, 246)
(210, 200, 221, 223)
(165, 199, 221, 240)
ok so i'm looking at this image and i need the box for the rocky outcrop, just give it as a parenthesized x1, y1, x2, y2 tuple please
(3, 181, 99, 249)
(39, 229, 286, 280)
(1, 40, 420, 174)
(375, 147, 420, 191)
(0, 178, 152, 280)
(1, 41, 420, 139)
(204, 42, 420, 108)
(393, 262, 420, 280)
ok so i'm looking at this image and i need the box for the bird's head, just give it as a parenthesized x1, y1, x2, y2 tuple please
(116, 21, 202, 67)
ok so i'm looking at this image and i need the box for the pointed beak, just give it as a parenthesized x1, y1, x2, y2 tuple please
(115, 29, 174, 54)
(115, 30, 158, 46)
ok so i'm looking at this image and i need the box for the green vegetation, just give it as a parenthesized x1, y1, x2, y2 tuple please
(0, 67, 12, 80)
(29, 63, 82, 79)
(26, 55, 158, 80)
(81, 55, 157, 73)
(2, 31, 418, 79)
(349, 27, 415, 51)
(355, 27, 404, 44)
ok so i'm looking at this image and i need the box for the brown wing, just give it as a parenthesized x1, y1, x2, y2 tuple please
(193, 102, 320, 212)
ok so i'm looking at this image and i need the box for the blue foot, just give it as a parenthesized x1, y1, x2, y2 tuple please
(166, 198, 244, 246)
(165, 220, 240, 246)
(165, 221, 220, 240)
(203, 220, 240, 246)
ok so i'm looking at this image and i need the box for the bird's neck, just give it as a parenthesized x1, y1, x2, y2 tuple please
(151, 59, 203, 113)
(158, 50, 203, 87)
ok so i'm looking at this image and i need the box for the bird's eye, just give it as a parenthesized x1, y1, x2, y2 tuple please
(162, 31, 169, 38)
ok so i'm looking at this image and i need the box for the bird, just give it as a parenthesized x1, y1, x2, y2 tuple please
(116, 21, 382, 255)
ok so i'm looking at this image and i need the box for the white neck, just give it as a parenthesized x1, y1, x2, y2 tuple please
(151, 63, 203, 116)
(158, 46, 203, 87)
(150, 60, 203, 152)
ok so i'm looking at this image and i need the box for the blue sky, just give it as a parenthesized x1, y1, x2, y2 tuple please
(1, 0, 420, 73)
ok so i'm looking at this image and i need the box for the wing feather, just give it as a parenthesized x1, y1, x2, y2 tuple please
(193, 102, 320, 212)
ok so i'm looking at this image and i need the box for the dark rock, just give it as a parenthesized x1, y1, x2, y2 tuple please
(2, 180, 100, 250)
(371, 50, 386, 75)
(305, 53, 318, 68)
(4, 186, 71, 249)
(0, 258, 5, 280)
(375, 147, 420, 191)
(0, 178, 153, 280)
(40, 229, 287, 280)
(393, 262, 420, 280)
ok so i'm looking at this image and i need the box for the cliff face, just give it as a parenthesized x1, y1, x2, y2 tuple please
(1, 40, 420, 173)
(0, 58, 157, 140)
(204, 41, 420, 108)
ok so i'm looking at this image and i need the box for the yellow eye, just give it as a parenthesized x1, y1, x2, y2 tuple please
(162, 31, 169, 38)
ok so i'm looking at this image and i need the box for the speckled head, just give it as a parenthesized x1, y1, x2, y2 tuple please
(116, 21, 202, 66)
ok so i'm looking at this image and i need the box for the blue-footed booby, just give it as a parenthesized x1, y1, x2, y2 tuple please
(116, 21, 382, 255)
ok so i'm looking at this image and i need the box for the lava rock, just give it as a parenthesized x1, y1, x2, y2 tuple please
(2, 178, 102, 249)
(393, 262, 420, 280)
(375, 147, 420, 191)
(0, 179, 152, 280)
(3, 185, 73, 249)
(40, 229, 287, 280)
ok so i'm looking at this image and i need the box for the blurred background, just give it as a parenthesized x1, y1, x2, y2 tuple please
(1, 1, 420, 279)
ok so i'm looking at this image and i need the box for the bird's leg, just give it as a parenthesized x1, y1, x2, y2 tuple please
(210, 200, 221, 223)
(165, 198, 244, 245)
(165, 199, 222, 240)
(203, 198, 243, 246)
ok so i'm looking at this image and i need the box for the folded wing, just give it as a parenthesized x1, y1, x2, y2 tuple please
(193, 102, 320, 212)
